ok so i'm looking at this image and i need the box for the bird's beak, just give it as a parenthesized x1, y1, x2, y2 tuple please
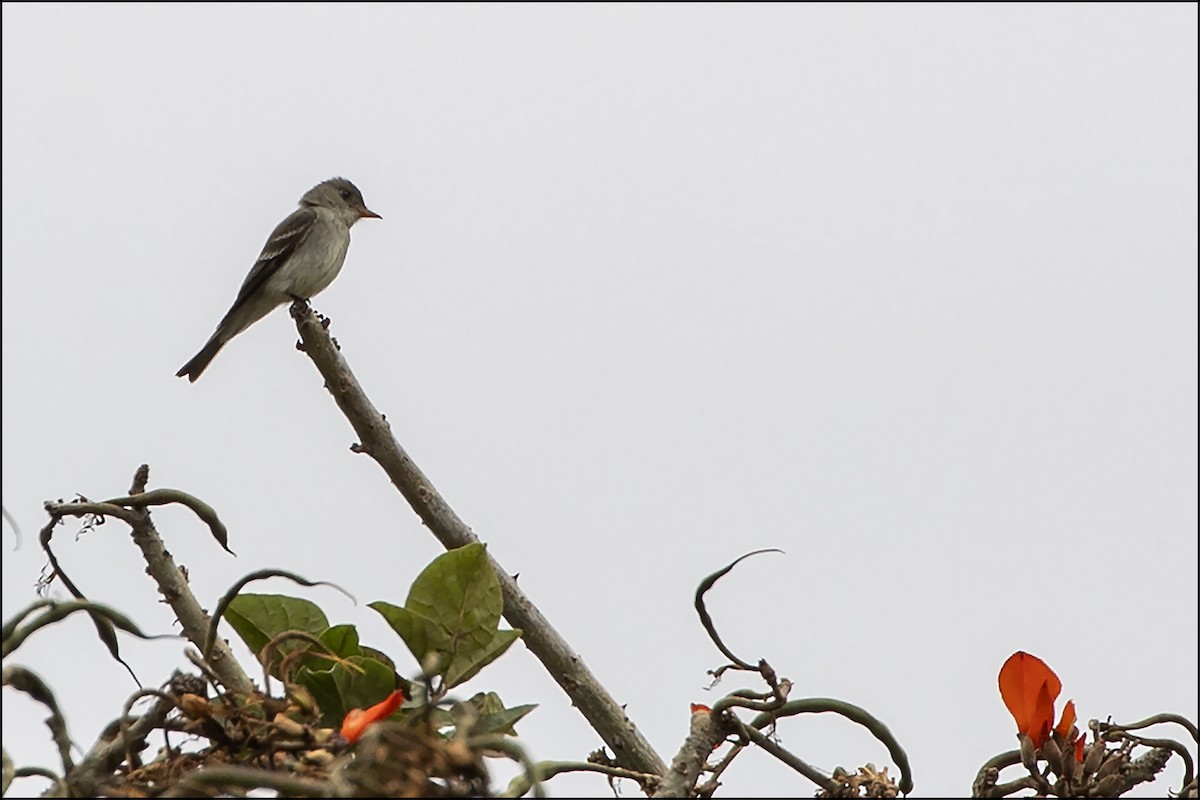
(356, 204, 382, 220)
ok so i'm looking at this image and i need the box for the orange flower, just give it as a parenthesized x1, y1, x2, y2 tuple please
(1055, 700, 1076, 740)
(341, 689, 405, 744)
(998, 651, 1073, 749)
(690, 703, 712, 714)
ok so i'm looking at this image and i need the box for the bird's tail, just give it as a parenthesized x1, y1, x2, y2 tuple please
(176, 336, 226, 382)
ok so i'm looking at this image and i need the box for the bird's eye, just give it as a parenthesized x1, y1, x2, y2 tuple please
(339, 189, 353, 200)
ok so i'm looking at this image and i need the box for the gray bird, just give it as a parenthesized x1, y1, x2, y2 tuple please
(177, 177, 381, 382)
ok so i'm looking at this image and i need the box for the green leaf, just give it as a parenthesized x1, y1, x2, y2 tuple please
(409, 543, 501, 635)
(319, 624, 362, 658)
(296, 656, 399, 727)
(452, 692, 537, 736)
(361, 645, 397, 674)
(444, 628, 521, 690)
(369, 601, 451, 669)
(476, 703, 538, 736)
(224, 594, 330, 659)
(280, 624, 365, 677)
(464, 691, 507, 716)
(371, 544, 519, 686)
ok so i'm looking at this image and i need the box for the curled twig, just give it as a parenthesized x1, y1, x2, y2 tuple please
(3, 504, 22, 550)
(470, 734, 546, 798)
(1099, 713, 1198, 745)
(733, 716, 839, 794)
(43, 501, 138, 525)
(119, 689, 181, 777)
(95, 488, 234, 554)
(500, 759, 660, 798)
(10, 767, 67, 796)
(749, 697, 914, 795)
(2, 665, 74, 774)
(2, 599, 167, 659)
(162, 765, 335, 798)
(204, 569, 354, 662)
(71, 694, 175, 797)
(713, 676, 793, 715)
(37, 481, 235, 681)
(39, 503, 138, 681)
(2, 599, 57, 642)
(695, 549, 784, 671)
(971, 750, 1020, 797)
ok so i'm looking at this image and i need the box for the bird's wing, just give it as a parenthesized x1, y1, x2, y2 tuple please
(225, 206, 319, 315)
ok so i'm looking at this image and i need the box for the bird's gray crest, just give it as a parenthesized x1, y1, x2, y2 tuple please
(301, 177, 365, 208)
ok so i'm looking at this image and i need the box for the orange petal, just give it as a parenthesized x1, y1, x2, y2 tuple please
(340, 689, 406, 744)
(1031, 679, 1055, 747)
(1055, 699, 1076, 739)
(341, 708, 369, 743)
(999, 651, 1062, 744)
(690, 703, 711, 714)
(1073, 734, 1085, 763)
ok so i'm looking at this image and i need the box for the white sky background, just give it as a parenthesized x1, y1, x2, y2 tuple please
(2, 4, 1196, 797)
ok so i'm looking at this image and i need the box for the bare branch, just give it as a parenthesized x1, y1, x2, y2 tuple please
(291, 301, 667, 777)
(651, 708, 735, 798)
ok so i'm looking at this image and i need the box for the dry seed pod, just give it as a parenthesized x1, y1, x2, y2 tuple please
(1082, 741, 1105, 778)
(302, 749, 334, 767)
(1095, 750, 1124, 780)
(1042, 737, 1064, 777)
(272, 713, 306, 737)
(1060, 742, 1077, 782)
(178, 693, 212, 720)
